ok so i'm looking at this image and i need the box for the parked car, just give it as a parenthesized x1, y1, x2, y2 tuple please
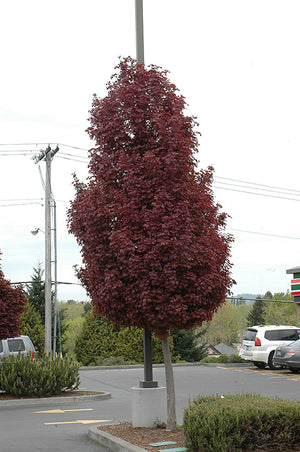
(239, 325, 300, 369)
(273, 339, 300, 373)
(0, 335, 36, 361)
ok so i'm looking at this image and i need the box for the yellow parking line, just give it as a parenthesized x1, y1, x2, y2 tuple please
(44, 419, 112, 425)
(34, 409, 93, 414)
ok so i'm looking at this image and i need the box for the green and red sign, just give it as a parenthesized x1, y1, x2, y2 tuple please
(291, 278, 300, 296)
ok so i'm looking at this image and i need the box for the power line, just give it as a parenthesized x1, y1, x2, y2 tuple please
(57, 143, 89, 152)
(214, 184, 300, 202)
(59, 151, 88, 159)
(0, 198, 43, 201)
(0, 197, 68, 204)
(0, 151, 36, 156)
(0, 142, 89, 153)
(56, 154, 88, 164)
(214, 180, 300, 198)
(229, 228, 300, 240)
(11, 281, 81, 286)
(227, 296, 293, 304)
(0, 202, 43, 207)
(215, 175, 300, 195)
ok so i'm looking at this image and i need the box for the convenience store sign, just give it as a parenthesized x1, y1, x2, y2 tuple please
(291, 278, 300, 296)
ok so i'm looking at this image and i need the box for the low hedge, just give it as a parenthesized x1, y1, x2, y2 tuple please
(0, 354, 80, 397)
(184, 393, 300, 451)
(201, 354, 245, 363)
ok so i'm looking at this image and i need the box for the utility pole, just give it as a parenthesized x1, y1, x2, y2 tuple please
(34, 145, 59, 355)
(52, 198, 58, 356)
(44, 147, 52, 354)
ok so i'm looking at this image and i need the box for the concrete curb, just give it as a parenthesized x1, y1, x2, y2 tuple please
(80, 362, 251, 371)
(88, 426, 147, 452)
(0, 391, 111, 408)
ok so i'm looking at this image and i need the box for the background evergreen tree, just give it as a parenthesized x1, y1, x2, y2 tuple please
(75, 311, 177, 365)
(171, 329, 207, 362)
(115, 327, 176, 364)
(247, 297, 266, 326)
(25, 263, 45, 323)
(75, 312, 118, 366)
(20, 303, 45, 355)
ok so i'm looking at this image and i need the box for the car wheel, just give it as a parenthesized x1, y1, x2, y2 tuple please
(288, 368, 300, 374)
(253, 362, 266, 369)
(268, 351, 282, 370)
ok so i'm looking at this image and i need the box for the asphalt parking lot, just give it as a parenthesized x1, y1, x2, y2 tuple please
(1, 364, 299, 451)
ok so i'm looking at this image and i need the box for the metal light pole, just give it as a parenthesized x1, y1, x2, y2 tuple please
(135, 0, 157, 389)
(135, 0, 145, 64)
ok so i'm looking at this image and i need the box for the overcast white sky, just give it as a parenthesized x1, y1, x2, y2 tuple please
(1, 0, 300, 301)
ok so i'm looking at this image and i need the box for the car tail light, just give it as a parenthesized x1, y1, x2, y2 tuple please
(31, 351, 35, 360)
(255, 337, 261, 346)
(286, 350, 297, 357)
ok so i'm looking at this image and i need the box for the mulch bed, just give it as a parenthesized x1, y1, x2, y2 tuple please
(97, 423, 300, 452)
(97, 424, 187, 451)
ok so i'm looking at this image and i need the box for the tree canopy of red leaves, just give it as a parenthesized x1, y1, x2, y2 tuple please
(68, 58, 234, 338)
(0, 252, 27, 339)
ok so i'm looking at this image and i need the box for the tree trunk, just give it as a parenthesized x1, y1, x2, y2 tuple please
(161, 336, 177, 431)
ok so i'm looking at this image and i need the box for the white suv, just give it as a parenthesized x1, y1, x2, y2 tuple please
(0, 335, 36, 361)
(239, 325, 300, 369)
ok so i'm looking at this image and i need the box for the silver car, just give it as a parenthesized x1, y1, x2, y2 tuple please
(273, 339, 300, 373)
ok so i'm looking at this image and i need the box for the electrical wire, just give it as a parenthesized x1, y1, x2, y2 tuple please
(213, 184, 300, 202)
(214, 180, 300, 197)
(0, 202, 43, 207)
(229, 228, 300, 240)
(0, 142, 89, 153)
(2, 143, 300, 240)
(56, 154, 88, 164)
(0, 151, 36, 156)
(57, 143, 89, 152)
(215, 175, 300, 194)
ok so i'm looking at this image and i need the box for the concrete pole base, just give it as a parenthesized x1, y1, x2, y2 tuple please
(132, 386, 167, 427)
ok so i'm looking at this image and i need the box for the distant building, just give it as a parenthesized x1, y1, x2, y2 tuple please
(206, 343, 237, 356)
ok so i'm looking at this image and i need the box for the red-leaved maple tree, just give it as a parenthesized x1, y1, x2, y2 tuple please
(68, 58, 234, 336)
(67, 58, 234, 428)
(0, 252, 27, 339)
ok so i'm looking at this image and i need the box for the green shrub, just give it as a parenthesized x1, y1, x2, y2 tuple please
(0, 354, 80, 397)
(95, 356, 137, 366)
(184, 394, 300, 451)
(201, 354, 245, 363)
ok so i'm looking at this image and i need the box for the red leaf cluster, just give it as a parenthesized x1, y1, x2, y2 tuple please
(68, 58, 234, 338)
(0, 252, 28, 339)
